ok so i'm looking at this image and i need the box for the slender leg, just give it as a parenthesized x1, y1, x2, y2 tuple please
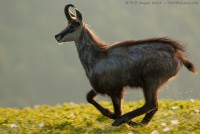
(140, 85, 158, 125)
(141, 107, 158, 125)
(86, 89, 115, 119)
(112, 87, 158, 126)
(111, 96, 122, 119)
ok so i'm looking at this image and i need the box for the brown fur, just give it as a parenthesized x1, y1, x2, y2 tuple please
(109, 37, 185, 52)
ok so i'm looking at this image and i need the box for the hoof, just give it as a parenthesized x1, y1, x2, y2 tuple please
(112, 117, 127, 126)
(128, 121, 144, 127)
(112, 121, 121, 126)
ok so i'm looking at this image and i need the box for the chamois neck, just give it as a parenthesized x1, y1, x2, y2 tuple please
(76, 24, 108, 51)
(75, 24, 108, 75)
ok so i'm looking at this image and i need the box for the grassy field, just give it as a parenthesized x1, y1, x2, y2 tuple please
(0, 100, 199, 134)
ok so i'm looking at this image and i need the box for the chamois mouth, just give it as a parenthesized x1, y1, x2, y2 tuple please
(55, 34, 63, 43)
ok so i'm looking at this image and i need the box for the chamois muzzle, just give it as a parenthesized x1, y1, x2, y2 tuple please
(55, 34, 62, 42)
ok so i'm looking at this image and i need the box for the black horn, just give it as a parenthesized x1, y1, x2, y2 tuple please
(75, 8, 82, 22)
(64, 4, 75, 21)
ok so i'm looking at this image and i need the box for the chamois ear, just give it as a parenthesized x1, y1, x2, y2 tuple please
(68, 10, 76, 18)
(64, 4, 83, 23)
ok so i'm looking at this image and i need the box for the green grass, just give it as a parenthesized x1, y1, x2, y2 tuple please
(0, 100, 199, 134)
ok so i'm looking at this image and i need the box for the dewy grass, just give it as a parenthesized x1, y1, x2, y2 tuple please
(0, 100, 199, 133)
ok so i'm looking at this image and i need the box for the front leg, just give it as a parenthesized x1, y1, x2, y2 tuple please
(87, 89, 116, 119)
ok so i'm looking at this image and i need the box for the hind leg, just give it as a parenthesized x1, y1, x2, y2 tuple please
(112, 86, 158, 126)
(127, 107, 158, 127)
(141, 106, 158, 125)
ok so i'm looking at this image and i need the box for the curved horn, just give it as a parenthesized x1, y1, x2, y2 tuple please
(64, 4, 75, 21)
(64, 4, 83, 22)
(75, 8, 83, 22)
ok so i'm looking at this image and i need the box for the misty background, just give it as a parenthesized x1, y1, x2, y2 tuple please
(0, 0, 199, 107)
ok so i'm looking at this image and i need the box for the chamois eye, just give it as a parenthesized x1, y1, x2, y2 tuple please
(76, 22, 80, 26)
(69, 25, 75, 30)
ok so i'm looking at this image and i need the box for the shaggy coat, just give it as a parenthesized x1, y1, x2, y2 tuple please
(55, 4, 196, 127)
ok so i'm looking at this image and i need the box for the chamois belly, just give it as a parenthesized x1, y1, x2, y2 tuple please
(89, 70, 124, 94)
(88, 64, 142, 95)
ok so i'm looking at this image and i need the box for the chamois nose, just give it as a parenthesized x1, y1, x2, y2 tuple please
(55, 34, 62, 42)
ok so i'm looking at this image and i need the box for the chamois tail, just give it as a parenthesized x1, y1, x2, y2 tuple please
(164, 38, 197, 73)
(176, 51, 197, 73)
(181, 57, 197, 73)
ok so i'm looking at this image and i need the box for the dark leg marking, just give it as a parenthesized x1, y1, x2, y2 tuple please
(111, 96, 122, 119)
(141, 107, 158, 125)
(87, 89, 115, 119)
(112, 87, 158, 126)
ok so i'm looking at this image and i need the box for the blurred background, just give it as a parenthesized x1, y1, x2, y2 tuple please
(0, 0, 199, 107)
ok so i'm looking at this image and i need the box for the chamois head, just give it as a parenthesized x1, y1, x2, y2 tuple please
(55, 4, 83, 43)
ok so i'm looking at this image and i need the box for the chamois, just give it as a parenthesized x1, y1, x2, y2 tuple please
(55, 4, 196, 126)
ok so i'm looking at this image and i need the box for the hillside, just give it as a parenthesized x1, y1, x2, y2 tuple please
(0, 0, 199, 107)
(0, 100, 199, 133)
